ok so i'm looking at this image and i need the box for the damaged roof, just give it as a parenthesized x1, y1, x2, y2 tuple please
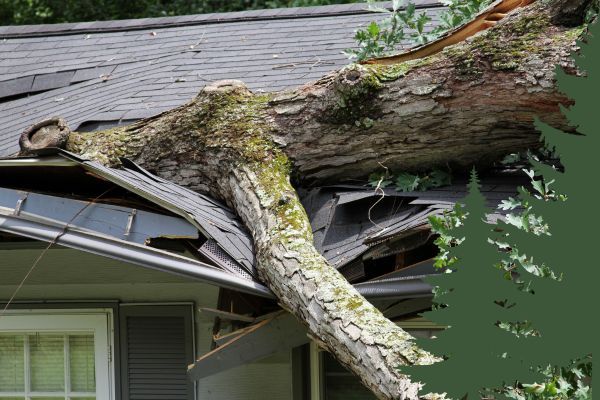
(0, 149, 525, 299)
(0, 149, 257, 280)
(0, 1, 445, 157)
(301, 179, 524, 281)
(0, 1, 525, 300)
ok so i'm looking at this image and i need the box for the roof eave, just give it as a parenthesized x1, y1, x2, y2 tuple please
(0, 211, 276, 298)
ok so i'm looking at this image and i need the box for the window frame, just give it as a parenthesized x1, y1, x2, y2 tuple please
(0, 309, 115, 400)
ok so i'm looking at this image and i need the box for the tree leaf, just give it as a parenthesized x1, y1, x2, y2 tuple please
(395, 172, 420, 191)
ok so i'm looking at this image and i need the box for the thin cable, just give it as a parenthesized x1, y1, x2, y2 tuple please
(368, 162, 389, 233)
(0, 188, 112, 317)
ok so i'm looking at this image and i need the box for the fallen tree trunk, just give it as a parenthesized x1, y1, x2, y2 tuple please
(57, 0, 589, 398)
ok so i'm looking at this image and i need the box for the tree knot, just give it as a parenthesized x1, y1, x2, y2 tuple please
(316, 65, 384, 125)
(19, 117, 71, 155)
(200, 79, 251, 97)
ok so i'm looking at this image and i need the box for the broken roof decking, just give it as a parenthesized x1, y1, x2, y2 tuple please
(0, 1, 444, 157)
(0, 150, 526, 300)
(0, 151, 439, 299)
(301, 178, 524, 275)
(0, 149, 258, 279)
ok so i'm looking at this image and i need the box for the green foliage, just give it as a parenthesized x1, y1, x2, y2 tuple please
(345, 0, 493, 61)
(368, 168, 451, 192)
(428, 204, 465, 269)
(489, 16, 599, 384)
(0, 0, 362, 25)
(345, 0, 433, 61)
(433, 0, 493, 35)
(505, 359, 592, 400)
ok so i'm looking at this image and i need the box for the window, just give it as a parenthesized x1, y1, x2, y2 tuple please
(0, 312, 113, 400)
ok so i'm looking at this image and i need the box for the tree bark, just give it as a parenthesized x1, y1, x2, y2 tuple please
(59, 1, 590, 398)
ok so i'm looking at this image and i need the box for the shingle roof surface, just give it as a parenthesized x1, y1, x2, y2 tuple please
(0, 1, 443, 157)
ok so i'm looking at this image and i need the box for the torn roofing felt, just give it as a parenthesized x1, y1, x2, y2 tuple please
(0, 1, 446, 157)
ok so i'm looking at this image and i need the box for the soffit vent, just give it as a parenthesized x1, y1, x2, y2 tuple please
(199, 239, 253, 280)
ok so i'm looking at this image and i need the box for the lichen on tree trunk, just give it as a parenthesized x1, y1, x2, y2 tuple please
(64, 1, 592, 398)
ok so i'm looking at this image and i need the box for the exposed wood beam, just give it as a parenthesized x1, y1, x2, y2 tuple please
(199, 307, 256, 323)
(188, 311, 309, 380)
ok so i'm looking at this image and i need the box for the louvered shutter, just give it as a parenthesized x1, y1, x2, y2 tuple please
(120, 306, 194, 400)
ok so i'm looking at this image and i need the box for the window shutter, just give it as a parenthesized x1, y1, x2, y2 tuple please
(120, 306, 194, 400)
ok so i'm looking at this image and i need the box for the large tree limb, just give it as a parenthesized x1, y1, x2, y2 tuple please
(269, 1, 583, 184)
(53, 0, 591, 398)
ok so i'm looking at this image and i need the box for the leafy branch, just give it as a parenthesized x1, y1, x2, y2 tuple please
(345, 0, 494, 61)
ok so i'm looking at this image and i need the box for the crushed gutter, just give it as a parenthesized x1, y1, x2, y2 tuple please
(0, 210, 276, 298)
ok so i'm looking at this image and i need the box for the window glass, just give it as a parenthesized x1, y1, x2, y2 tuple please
(30, 335, 65, 392)
(0, 312, 110, 400)
(0, 335, 24, 392)
(0, 333, 96, 399)
(69, 335, 96, 393)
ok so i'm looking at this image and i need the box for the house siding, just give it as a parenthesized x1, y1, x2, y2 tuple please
(0, 282, 294, 400)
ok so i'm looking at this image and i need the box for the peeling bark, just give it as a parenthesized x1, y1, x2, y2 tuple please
(57, 1, 591, 398)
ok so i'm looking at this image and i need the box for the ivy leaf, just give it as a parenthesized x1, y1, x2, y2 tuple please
(505, 213, 524, 229)
(573, 384, 590, 399)
(396, 172, 420, 191)
(531, 179, 545, 196)
(523, 168, 536, 179)
(391, 0, 405, 12)
(556, 376, 573, 394)
(570, 367, 585, 380)
(415, 12, 430, 33)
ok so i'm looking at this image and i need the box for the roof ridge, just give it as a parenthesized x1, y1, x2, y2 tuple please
(0, 1, 442, 39)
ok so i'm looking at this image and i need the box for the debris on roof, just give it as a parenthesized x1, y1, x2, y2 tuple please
(301, 178, 524, 282)
(0, 143, 526, 302)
